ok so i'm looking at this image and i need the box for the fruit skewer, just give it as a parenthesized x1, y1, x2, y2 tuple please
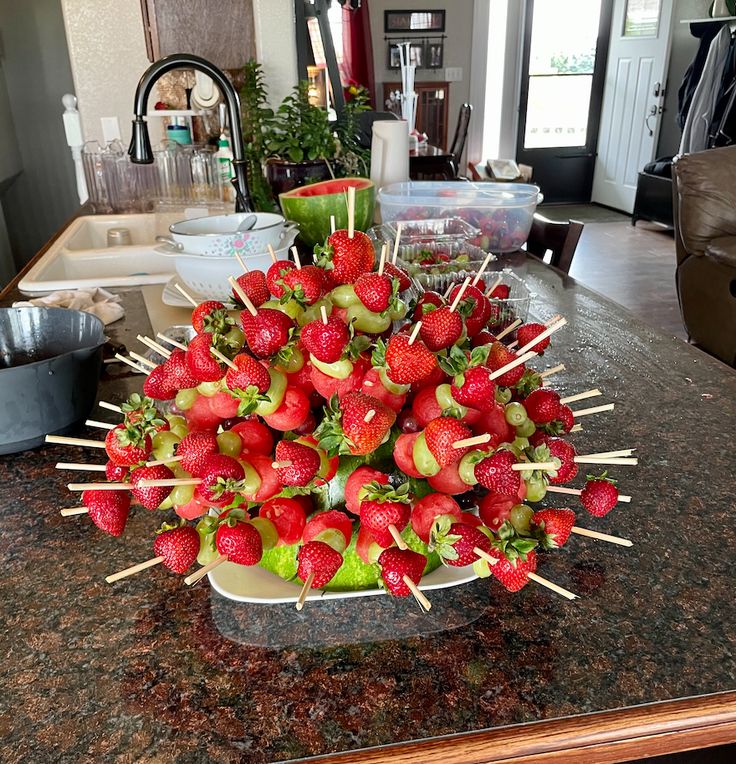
(546, 485, 632, 503)
(568, 527, 632, 546)
(114, 353, 150, 375)
(391, 222, 403, 264)
(98, 400, 123, 413)
(84, 419, 116, 431)
(559, 388, 601, 405)
(46, 435, 106, 449)
(571, 402, 615, 418)
(55, 462, 107, 472)
(539, 363, 565, 379)
(174, 282, 199, 307)
(129, 351, 157, 369)
(136, 334, 171, 358)
(494, 318, 521, 341)
(156, 333, 187, 351)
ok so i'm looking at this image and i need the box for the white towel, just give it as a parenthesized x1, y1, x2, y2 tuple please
(13, 287, 125, 325)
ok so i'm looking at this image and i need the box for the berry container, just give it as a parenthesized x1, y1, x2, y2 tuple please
(367, 216, 480, 245)
(377, 181, 541, 253)
(485, 269, 532, 333)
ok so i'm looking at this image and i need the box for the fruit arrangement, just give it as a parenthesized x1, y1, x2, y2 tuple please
(52, 190, 636, 611)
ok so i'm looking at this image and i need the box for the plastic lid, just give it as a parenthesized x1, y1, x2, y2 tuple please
(378, 180, 540, 207)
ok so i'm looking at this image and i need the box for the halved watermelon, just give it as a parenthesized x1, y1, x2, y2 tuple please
(279, 177, 375, 248)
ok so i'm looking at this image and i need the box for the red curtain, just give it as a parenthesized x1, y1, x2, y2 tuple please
(341, 3, 376, 107)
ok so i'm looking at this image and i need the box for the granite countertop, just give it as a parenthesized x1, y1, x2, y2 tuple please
(1, 259, 736, 763)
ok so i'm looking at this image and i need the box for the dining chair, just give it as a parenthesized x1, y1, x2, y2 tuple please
(447, 103, 473, 179)
(525, 213, 584, 274)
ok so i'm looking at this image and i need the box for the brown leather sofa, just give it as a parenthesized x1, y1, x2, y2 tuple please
(673, 146, 736, 366)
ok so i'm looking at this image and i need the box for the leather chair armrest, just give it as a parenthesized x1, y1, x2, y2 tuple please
(705, 236, 736, 269)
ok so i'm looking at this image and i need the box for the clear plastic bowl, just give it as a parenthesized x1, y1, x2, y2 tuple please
(368, 216, 480, 245)
(377, 181, 541, 253)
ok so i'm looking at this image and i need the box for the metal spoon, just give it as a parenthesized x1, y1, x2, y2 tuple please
(236, 214, 257, 232)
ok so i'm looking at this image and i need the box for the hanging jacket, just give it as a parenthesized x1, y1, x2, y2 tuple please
(678, 21, 724, 129)
(709, 33, 736, 146)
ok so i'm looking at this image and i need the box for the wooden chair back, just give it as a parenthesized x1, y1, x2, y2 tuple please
(525, 213, 584, 274)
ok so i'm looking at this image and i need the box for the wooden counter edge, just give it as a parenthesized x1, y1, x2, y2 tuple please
(308, 691, 736, 764)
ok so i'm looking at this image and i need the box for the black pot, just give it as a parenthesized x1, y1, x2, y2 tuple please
(0, 307, 105, 454)
(265, 158, 332, 200)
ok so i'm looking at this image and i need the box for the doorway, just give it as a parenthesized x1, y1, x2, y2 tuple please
(516, 0, 613, 203)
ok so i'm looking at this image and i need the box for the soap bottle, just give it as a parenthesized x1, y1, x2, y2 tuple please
(215, 102, 235, 203)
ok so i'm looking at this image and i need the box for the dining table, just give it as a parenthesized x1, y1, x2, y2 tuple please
(409, 142, 455, 180)
(1, 237, 736, 763)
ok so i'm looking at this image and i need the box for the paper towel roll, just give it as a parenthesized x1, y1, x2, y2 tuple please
(370, 119, 409, 193)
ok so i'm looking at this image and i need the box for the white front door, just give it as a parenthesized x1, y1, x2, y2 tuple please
(592, 0, 674, 212)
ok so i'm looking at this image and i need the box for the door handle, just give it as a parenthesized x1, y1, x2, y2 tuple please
(645, 105, 660, 137)
(653, 81, 661, 97)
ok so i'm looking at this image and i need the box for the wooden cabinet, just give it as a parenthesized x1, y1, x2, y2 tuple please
(382, 81, 450, 149)
(140, 0, 255, 70)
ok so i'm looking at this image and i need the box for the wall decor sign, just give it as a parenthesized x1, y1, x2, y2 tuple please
(384, 10, 446, 33)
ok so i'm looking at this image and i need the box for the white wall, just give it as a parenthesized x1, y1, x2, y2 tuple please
(253, 0, 298, 108)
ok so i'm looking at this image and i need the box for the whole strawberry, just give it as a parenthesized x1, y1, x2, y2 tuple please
(474, 450, 521, 495)
(492, 549, 537, 592)
(83, 489, 131, 536)
(266, 260, 295, 297)
(130, 464, 175, 509)
(451, 365, 496, 411)
(557, 404, 575, 433)
(523, 388, 561, 425)
(186, 332, 225, 383)
(196, 453, 246, 505)
(430, 516, 492, 566)
(301, 315, 349, 363)
(581, 473, 619, 516)
(153, 522, 200, 573)
(359, 481, 412, 548)
(273, 440, 321, 486)
(143, 364, 178, 401)
(233, 270, 270, 307)
(297, 540, 343, 588)
(378, 547, 427, 597)
(215, 516, 263, 565)
(487, 342, 526, 387)
(316, 392, 396, 456)
(191, 300, 227, 334)
(176, 430, 219, 475)
(281, 265, 323, 306)
(385, 332, 437, 385)
(240, 307, 293, 359)
(383, 262, 411, 291)
(419, 306, 463, 351)
(424, 415, 472, 467)
(162, 349, 198, 391)
(317, 229, 375, 284)
(546, 437, 578, 484)
(516, 322, 550, 354)
(105, 424, 152, 467)
(532, 508, 575, 548)
(489, 283, 510, 299)
(354, 272, 393, 313)
(412, 291, 444, 320)
(105, 461, 129, 483)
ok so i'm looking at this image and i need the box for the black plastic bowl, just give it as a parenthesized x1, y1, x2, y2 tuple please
(0, 307, 105, 455)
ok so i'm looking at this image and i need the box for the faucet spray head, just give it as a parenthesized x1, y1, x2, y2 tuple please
(129, 117, 153, 164)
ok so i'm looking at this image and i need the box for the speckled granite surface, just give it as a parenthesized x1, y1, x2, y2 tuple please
(1, 265, 736, 763)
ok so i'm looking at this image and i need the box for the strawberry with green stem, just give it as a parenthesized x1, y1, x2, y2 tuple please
(153, 519, 200, 573)
(531, 508, 575, 549)
(130, 464, 176, 509)
(273, 440, 321, 486)
(439, 344, 497, 412)
(225, 353, 272, 415)
(424, 414, 473, 467)
(314, 229, 375, 285)
(359, 480, 412, 549)
(488, 521, 539, 592)
(295, 540, 344, 609)
(580, 472, 619, 516)
(430, 515, 493, 566)
(105, 422, 152, 467)
(378, 547, 431, 610)
(315, 392, 396, 456)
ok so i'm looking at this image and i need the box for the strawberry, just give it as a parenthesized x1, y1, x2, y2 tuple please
(240, 307, 293, 359)
(378, 547, 427, 597)
(419, 306, 463, 351)
(545, 437, 578, 484)
(382, 261, 411, 292)
(297, 540, 343, 588)
(489, 283, 510, 299)
(524, 388, 561, 425)
(492, 549, 537, 592)
(385, 333, 437, 385)
(215, 514, 263, 565)
(233, 270, 270, 307)
(429, 516, 491, 566)
(130, 464, 175, 509)
(273, 440, 321, 486)
(580, 472, 619, 516)
(316, 229, 375, 284)
(191, 301, 232, 335)
(474, 450, 521, 495)
(162, 349, 198, 391)
(196, 453, 245, 504)
(266, 260, 295, 298)
(451, 366, 496, 411)
(487, 342, 526, 387)
(449, 283, 489, 337)
(82, 489, 131, 536)
(301, 315, 349, 363)
(121, 394, 166, 434)
(516, 322, 550, 354)
(557, 404, 575, 433)
(105, 461, 129, 482)
(224, 353, 271, 415)
(359, 481, 412, 548)
(354, 272, 393, 313)
(186, 332, 225, 383)
(176, 431, 219, 475)
(412, 290, 444, 320)
(153, 521, 200, 573)
(532, 508, 575, 549)
(143, 364, 178, 400)
(424, 416, 472, 467)
(280, 265, 323, 306)
(316, 392, 396, 456)
(105, 424, 152, 467)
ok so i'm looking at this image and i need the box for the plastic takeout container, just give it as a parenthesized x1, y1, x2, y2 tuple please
(377, 181, 541, 253)
(393, 240, 493, 293)
(368, 217, 480, 245)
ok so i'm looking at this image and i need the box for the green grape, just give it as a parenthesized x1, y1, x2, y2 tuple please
(223, 325, 245, 351)
(158, 495, 174, 510)
(175, 387, 198, 411)
(197, 380, 223, 397)
(250, 517, 278, 551)
(170, 483, 195, 506)
(330, 284, 359, 308)
(515, 417, 536, 438)
(509, 504, 534, 533)
(389, 299, 408, 320)
(378, 367, 410, 395)
(151, 431, 180, 461)
(310, 354, 354, 379)
(435, 383, 468, 416)
(367, 540, 383, 564)
(298, 297, 333, 327)
(254, 368, 287, 415)
(173, 464, 190, 479)
(472, 558, 492, 578)
(171, 424, 189, 439)
(495, 387, 512, 405)
(217, 431, 242, 457)
(262, 298, 303, 321)
(195, 519, 219, 565)
(511, 436, 530, 451)
(413, 432, 441, 477)
(315, 527, 348, 553)
(505, 401, 528, 426)
(278, 345, 305, 373)
(525, 477, 547, 502)
(166, 414, 187, 429)
(239, 460, 262, 495)
(346, 303, 391, 334)
(458, 449, 484, 485)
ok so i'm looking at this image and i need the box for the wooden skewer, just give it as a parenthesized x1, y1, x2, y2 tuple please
(210, 346, 238, 371)
(488, 350, 537, 381)
(471, 253, 494, 286)
(494, 318, 522, 342)
(184, 554, 228, 586)
(506, 339, 519, 350)
(60, 506, 89, 517)
(363, 409, 376, 424)
(290, 245, 302, 269)
(85, 419, 116, 431)
(271, 460, 293, 469)
(539, 363, 565, 379)
(156, 333, 187, 351)
(474, 547, 499, 566)
(129, 351, 157, 369)
(443, 282, 454, 299)
(174, 282, 198, 307)
(136, 335, 171, 358)
(320, 305, 329, 325)
(391, 223, 403, 264)
(449, 276, 472, 312)
(56, 462, 107, 472)
(574, 456, 638, 466)
(106, 556, 165, 584)
(545, 485, 632, 503)
(377, 243, 388, 276)
(330, 215, 336, 235)
(570, 527, 633, 547)
(45, 435, 106, 449)
(485, 274, 504, 297)
(295, 572, 315, 611)
(545, 314, 562, 327)
(228, 276, 257, 316)
(570, 423, 583, 432)
(408, 322, 422, 345)
(571, 402, 614, 418)
(559, 388, 601, 405)
(67, 482, 130, 491)
(98, 400, 123, 413)
(402, 575, 431, 611)
(511, 461, 556, 471)
(389, 525, 408, 550)
(137, 478, 201, 487)
(235, 252, 249, 273)
(347, 185, 356, 238)
(267, 244, 278, 263)
(583, 449, 636, 459)
(527, 572, 578, 600)
(515, 318, 568, 356)
(114, 353, 150, 375)
(453, 433, 491, 449)
(146, 455, 183, 467)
